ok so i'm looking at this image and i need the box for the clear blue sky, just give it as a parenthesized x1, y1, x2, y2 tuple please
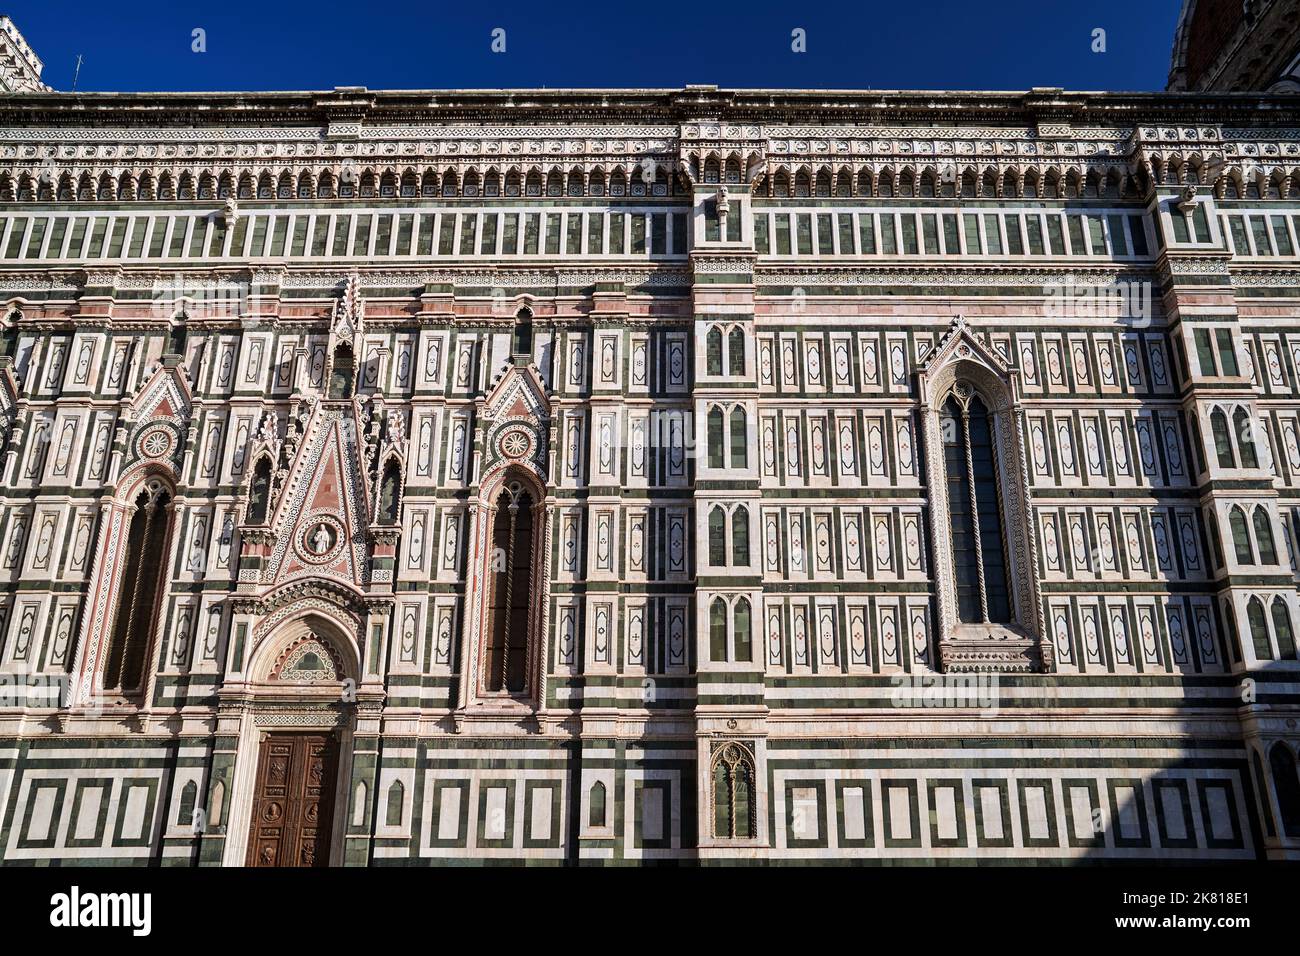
(13, 1, 1183, 93)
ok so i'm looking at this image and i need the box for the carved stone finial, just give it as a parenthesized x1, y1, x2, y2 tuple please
(332, 273, 365, 340)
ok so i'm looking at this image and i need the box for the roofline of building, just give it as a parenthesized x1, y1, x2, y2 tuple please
(0, 86, 1298, 128)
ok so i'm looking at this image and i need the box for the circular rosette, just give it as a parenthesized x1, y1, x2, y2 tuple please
(496, 425, 534, 462)
(136, 424, 176, 461)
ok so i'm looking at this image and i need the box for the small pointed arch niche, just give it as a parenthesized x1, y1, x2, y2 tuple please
(246, 455, 273, 525)
(378, 457, 403, 526)
(328, 338, 356, 400)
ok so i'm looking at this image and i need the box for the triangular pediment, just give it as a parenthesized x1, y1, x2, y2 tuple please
(263, 408, 370, 589)
(484, 363, 549, 423)
(119, 361, 194, 474)
(131, 361, 193, 424)
(920, 314, 1012, 378)
(917, 315, 1019, 408)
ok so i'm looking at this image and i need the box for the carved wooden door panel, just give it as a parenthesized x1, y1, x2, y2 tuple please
(246, 732, 339, 867)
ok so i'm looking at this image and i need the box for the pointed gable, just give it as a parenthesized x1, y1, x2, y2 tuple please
(484, 362, 549, 423)
(120, 359, 194, 476)
(263, 406, 370, 590)
(131, 359, 193, 424)
(917, 314, 1020, 411)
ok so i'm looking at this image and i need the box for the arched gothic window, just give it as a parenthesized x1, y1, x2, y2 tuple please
(1234, 408, 1258, 468)
(483, 482, 535, 695)
(1230, 506, 1254, 564)
(706, 327, 723, 375)
(103, 481, 173, 696)
(940, 390, 1011, 624)
(1224, 598, 1242, 662)
(1254, 508, 1277, 564)
(329, 344, 354, 400)
(708, 507, 726, 566)
(1211, 409, 1235, 468)
(247, 458, 272, 525)
(711, 743, 756, 840)
(707, 407, 725, 469)
(732, 598, 752, 662)
(709, 597, 728, 661)
(1268, 744, 1300, 838)
(1271, 598, 1296, 659)
(1248, 596, 1271, 659)
(729, 407, 747, 469)
(727, 327, 745, 376)
(732, 506, 750, 566)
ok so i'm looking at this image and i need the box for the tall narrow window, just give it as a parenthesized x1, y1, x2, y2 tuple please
(1224, 598, 1242, 662)
(708, 507, 726, 566)
(1194, 328, 1216, 377)
(709, 598, 727, 662)
(385, 781, 404, 827)
(588, 781, 607, 828)
(733, 598, 752, 663)
(707, 406, 724, 469)
(711, 743, 755, 840)
(1254, 507, 1277, 564)
(247, 458, 272, 525)
(1215, 329, 1240, 377)
(729, 407, 748, 469)
(512, 308, 533, 358)
(727, 327, 745, 376)
(1271, 598, 1296, 659)
(941, 391, 1011, 624)
(706, 327, 723, 376)
(1268, 744, 1300, 838)
(1248, 597, 1272, 659)
(1211, 409, 1235, 468)
(1234, 408, 1258, 468)
(732, 506, 750, 566)
(329, 344, 354, 400)
(104, 482, 172, 696)
(167, 319, 187, 356)
(1230, 507, 1254, 564)
(484, 483, 534, 694)
(943, 397, 979, 622)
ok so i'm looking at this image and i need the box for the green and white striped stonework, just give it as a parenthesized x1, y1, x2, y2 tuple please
(0, 84, 1298, 864)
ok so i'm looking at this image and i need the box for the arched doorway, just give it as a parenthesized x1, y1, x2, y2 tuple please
(222, 610, 360, 868)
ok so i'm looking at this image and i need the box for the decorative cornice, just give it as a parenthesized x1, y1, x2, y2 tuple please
(753, 265, 1151, 287)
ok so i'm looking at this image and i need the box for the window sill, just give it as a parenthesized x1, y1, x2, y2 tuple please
(939, 624, 1046, 673)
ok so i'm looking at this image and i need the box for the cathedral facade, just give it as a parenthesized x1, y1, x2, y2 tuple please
(1, 50, 1300, 864)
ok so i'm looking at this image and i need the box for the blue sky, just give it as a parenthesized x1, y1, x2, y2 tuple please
(14, 1, 1183, 93)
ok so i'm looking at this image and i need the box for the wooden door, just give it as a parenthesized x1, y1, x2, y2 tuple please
(246, 732, 339, 867)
